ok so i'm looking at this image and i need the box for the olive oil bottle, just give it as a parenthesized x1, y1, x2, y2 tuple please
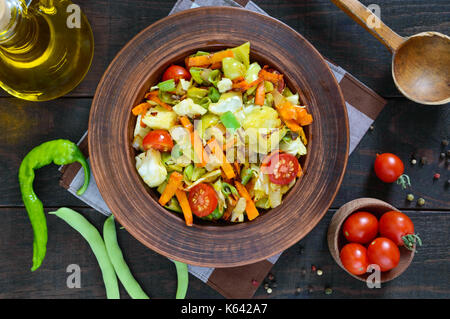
(0, 0, 94, 101)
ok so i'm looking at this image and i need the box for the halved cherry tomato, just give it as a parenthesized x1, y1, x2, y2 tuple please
(143, 130, 174, 152)
(367, 237, 400, 272)
(188, 183, 218, 217)
(379, 211, 421, 251)
(340, 243, 369, 275)
(265, 152, 299, 185)
(162, 65, 191, 83)
(342, 211, 378, 244)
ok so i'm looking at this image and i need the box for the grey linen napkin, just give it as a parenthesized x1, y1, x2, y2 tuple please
(60, 0, 386, 298)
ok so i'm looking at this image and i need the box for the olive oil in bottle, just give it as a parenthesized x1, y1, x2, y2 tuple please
(0, 0, 94, 101)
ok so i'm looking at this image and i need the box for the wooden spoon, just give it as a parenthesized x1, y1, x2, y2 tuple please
(332, 0, 450, 105)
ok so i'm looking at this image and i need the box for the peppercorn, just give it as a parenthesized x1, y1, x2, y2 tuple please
(324, 287, 333, 295)
(411, 158, 417, 165)
(442, 139, 449, 146)
(264, 283, 269, 289)
(316, 269, 323, 276)
(311, 265, 317, 272)
(434, 173, 441, 180)
(251, 279, 258, 286)
(369, 125, 374, 131)
(266, 288, 273, 294)
(440, 153, 446, 159)
(406, 194, 415, 202)
(417, 198, 425, 206)
(267, 273, 275, 281)
(295, 287, 302, 295)
(420, 157, 427, 165)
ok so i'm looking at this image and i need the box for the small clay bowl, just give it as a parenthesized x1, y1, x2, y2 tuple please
(327, 198, 415, 283)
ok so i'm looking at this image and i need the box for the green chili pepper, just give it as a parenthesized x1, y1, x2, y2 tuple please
(220, 111, 241, 132)
(208, 87, 220, 103)
(241, 167, 254, 186)
(172, 260, 189, 299)
(183, 164, 194, 182)
(208, 69, 222, 87)
(189, 67, 204, 85)
(49, 208, 119, 299)
(221, 182, 238, 198)
(157, 79, 176, 92)
(165, 197, 182, 213)
(19, 139, 90, 271)
(103, 215, 149, 299)
(198, 97, 212, 109)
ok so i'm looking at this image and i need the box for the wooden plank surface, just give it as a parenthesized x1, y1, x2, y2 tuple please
(1, 208, 448, 298)
(0, 0, 449, 299)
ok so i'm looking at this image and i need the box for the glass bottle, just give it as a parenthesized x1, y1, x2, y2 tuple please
(0, 0, 94, 101)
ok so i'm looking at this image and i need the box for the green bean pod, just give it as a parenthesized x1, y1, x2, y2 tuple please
(103, 215, 149, 299)
(49, 208, 120, 299)
(172, 260, 189, 299)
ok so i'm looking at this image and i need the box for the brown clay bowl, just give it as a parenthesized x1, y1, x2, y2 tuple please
(89, 7, 349, 267)
(327, 198, 415, 283)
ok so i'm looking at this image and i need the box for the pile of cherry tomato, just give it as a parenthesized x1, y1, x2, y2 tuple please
(339, 210, 421, 275)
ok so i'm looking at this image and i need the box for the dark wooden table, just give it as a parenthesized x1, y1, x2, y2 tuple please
(1, 0, 449, 299)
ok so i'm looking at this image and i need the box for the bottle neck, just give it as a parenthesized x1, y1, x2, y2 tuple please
(0, 0, 42, 56)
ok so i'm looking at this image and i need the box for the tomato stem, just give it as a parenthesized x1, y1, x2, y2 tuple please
(402, 234, 422, 252)
(396, 174, 411, 189)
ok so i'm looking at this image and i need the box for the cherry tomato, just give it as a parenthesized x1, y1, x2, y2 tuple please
(374, 153, 405, 183)
(266, 153, 299, 185)
(340, 243, 369, 275)
(188, 183, 218, 217)
(342, 211, 378, 244)
(162, 65, 191, 83)
(143, 130, 174, 152)
(379, 211, 420, 250)
(367, 237, 400, 272)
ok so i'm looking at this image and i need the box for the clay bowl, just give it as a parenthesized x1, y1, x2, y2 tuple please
(89, 7, 349, 267)
(328, 198, 415, 283)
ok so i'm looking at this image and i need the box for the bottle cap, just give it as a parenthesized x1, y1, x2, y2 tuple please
(0, 0, 11, 31)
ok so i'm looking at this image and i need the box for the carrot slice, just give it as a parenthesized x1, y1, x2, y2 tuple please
(254, 81, 265, 106)
(147, 95, 172, 111)
(179, 116, 193, 132)
(259, 68, 283, 84)
(297, 161, 303, 177)
(159, 172, 183, 206)
(298, 113, 313, 126)
(185, 49, 234, 68)
(210, 139, 235, 179)
(235, 181, 259, 221)
(132, 102, 151, 116)
(192, 130, 208, 167)
(175, 189, 193, 227)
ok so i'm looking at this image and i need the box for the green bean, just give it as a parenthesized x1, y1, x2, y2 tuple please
(49, 208, 120, 299)
(172, 260, 188, 299)
(103, 215, 149, 299)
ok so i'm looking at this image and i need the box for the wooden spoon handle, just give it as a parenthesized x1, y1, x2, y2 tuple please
(331, 0, 405, 53)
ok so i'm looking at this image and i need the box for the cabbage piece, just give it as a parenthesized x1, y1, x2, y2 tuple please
(179, 78, 191, 91)
(141, 106, 177, 130)
(244, 62, 261, 83)
(253, 169, 270, 202)
(285, 93, 300, 105)
(242, 106, 281, 129)
(280, 137, 307, 156)
(222, 57, 246, 80)
(231, 42, 250, 69)
(173, 98, 207, 118)
(132, 114, 151, 151)
(208, 91, 243, 115)
(212, 179, 227, 213)
(184, 169, 222, 191)
(230, 197, 247, 222)
(169, 126, 194, 161)
(217, 78, 233, 93)
(268, 183, 282, 208)
(135, 149, 167, 188)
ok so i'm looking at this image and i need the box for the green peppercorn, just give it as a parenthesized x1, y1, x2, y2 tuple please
(417, 198, 425, 206)
(324, 287, 333, 295)
(406, 194, 415, 201)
